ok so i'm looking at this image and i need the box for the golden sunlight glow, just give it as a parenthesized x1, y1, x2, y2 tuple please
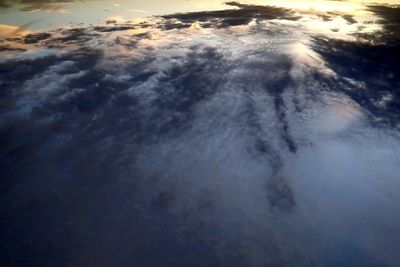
(266, 1, 360, 12)
(0, 24, 30, 38)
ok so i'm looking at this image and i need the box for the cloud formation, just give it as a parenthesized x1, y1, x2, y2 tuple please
(162, 1, 301, 28)
(1, 2, 400, 267)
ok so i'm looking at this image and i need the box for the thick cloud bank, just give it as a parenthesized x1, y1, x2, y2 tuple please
(1, 3, 400, 267)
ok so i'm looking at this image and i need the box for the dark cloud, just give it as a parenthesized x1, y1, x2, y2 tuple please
(0, 0, 12, 7)
(312, 37, 400, 126)
(24, 32, 51, 44)
(161, 1, 300, 29)
(368, 5, 400, 40)
(267, 175, 295, 212)
(368, 5, 400, 25)
(0, 44, 25, 51)
(341, 14, 357, 24)
(114, 32, 152, 49)
(36, 27, 101, 47)
(93, 25, 137, 32)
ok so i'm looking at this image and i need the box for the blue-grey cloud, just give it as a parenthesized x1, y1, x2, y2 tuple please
(1, 3, 400, 267)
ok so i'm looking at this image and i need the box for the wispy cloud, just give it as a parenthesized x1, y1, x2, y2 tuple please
(0, 0, 75, 12)
(128, 8, 147, 13)
(0, 22, 33, 38)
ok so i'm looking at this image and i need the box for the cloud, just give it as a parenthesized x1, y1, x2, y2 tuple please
(161, 1, 300, 29)
(24, 32, 51, 43)
(128, 8, 147, 14)
(0, 23, 30, 38)
(1, 3, 400, 267)
(368, 5, 400, 40)
(312, 36, 400, 125)
(0, 0, 76, 12)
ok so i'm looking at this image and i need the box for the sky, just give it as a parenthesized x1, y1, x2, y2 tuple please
(0, 0, 399, 30)
(1, 1, 400, 267)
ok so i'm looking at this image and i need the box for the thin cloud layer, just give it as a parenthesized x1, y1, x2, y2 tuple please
(0, 0, 76, 11)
